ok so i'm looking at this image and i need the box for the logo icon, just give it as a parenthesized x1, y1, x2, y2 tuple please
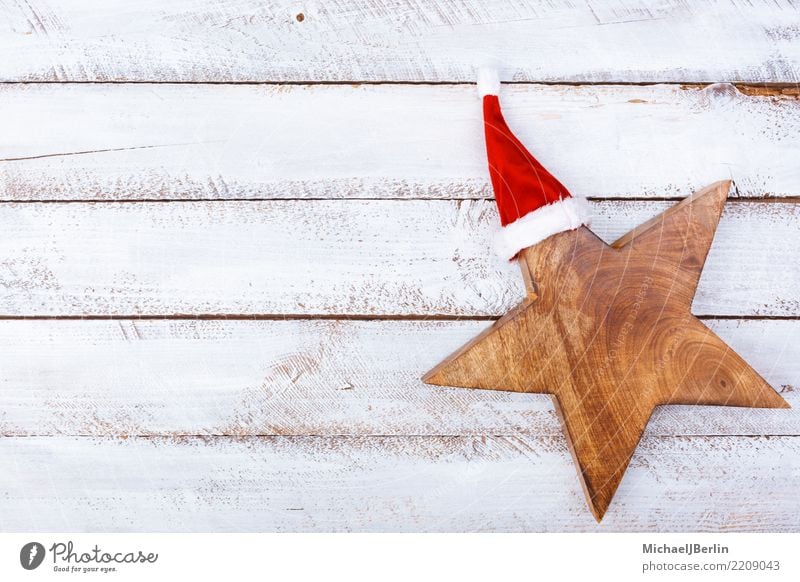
(20, 542, 46, 570)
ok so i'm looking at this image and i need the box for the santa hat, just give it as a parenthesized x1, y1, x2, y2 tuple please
(478, 69, 589, 260)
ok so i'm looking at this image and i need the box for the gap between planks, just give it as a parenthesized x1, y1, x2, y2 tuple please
(0, 314, 798, 321)
(0, 82, 797, 96)
(3, 197, 800, 204)
(1, 435, 797, 440)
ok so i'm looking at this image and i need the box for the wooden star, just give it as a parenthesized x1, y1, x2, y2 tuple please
(423, 181, 789, 520)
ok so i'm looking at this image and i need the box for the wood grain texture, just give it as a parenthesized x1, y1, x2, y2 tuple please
(0, 435, 796, 532)
(424, 183, 789, 519)
(2, 84, 799, 201)
(1, 1, 799, 82)
(0, 319, 797, 438)
(0, 199, 797, 317)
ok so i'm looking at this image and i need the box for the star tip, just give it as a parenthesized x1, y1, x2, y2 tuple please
(589, 502, 608, 523)
(760, 388, 791, 409)
(583, 488, 614, 522)
(695, 180, 731, 199)
(421, 368, 444, 386)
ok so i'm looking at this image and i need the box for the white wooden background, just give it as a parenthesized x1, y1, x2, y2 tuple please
(1, 0, 799, 532)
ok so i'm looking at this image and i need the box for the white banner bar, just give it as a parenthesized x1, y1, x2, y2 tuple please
(1, 533, 796, 582)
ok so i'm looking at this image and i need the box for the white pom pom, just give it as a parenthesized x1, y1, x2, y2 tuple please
(477, 68, 500, 98)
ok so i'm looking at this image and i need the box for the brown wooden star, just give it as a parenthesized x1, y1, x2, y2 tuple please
(423, 181, 789, 520)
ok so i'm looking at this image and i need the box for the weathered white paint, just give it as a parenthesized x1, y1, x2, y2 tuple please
(1, 1, 799, 83)
(1, 84, 799, 201)
(0, 435, 796, 532)
(0, 319, 796, 437)
(0, 200, 797, 317)
(1, 2, 797, 534)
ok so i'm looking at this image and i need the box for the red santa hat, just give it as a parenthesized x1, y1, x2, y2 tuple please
(478, 69, 589, 260)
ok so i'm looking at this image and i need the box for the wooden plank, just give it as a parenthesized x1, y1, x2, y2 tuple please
(0, 435, 796, 531)
(0, 200, 797, 317)
(2, 84, 799, 201)
(0, 319, 796, 437)
(1, 1, 799, 83)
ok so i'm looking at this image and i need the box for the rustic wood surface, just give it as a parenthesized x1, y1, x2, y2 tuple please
(2, 84, 799, 202)
(0, 200, 797, 317)
(0, 1, 798, 532)
(0, 436, 797, 532)
(424, 182, 788, 519)
(0, 318, 796, 437)
(1, 0, 799, 82)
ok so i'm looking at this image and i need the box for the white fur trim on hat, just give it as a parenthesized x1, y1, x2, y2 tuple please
(494, 197, 590, 260)
(477, 68, 500, 98)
